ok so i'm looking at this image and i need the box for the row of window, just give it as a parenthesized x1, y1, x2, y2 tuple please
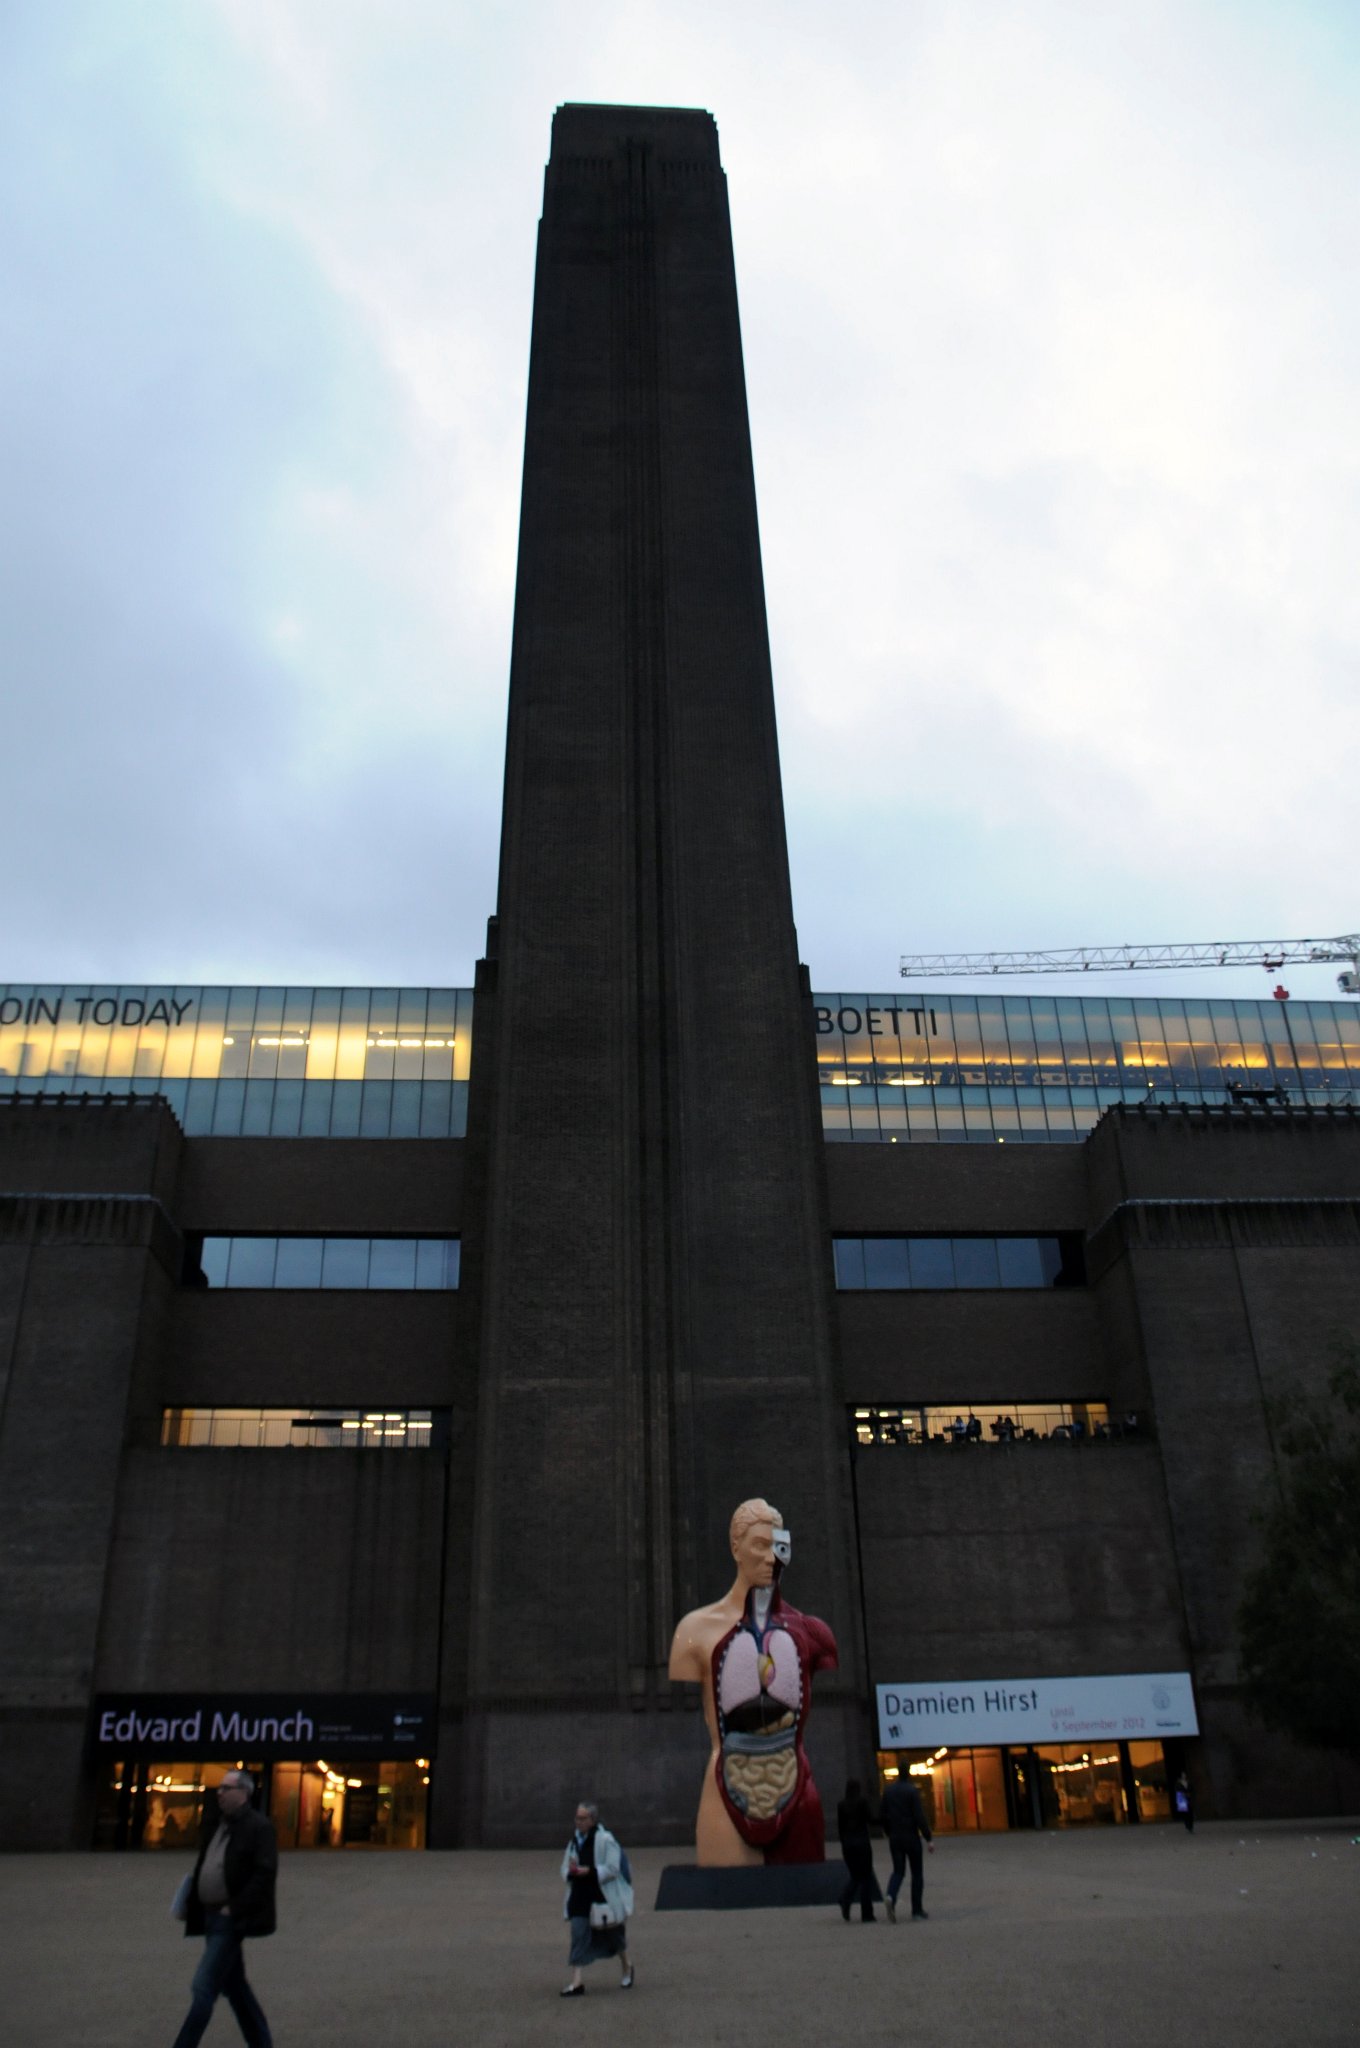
(818, 991, 1358, 1144)
(160, 1408, 444, 1448)
(818, 991, 1360, 1083)
(0, 986, 472, 1139)
(185, 1233, 1074, 1292)
(8, 986, 1353, 1094)
(853, 1402, 1135, 1445)
(833, 1236, 1083, 1290)
(0, 1076, 470, 1140)
(187, 1237, 461, 1291)
(0, 986, 472, 1085)
(6, 983, 1354, 1149)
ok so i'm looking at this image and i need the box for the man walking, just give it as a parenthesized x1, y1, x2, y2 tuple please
(172, 1769, 277, 2046)
(880, 1772, 933, 1922)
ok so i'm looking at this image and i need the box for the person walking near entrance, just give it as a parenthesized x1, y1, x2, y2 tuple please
(880, 1771, 933, 1921)
(171, 1769, 277, 2047)
(836, 1779, 879, 1922)
(1174, 1771, 1195, 1833)
(559, 1800, 635, 1995)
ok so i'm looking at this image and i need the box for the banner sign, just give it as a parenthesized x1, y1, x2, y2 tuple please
(91, 1693, 436, 1758)
(875, 1671, 1198, 1749)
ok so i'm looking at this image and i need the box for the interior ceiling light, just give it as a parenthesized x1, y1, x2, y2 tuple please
(366, 1035, 455, 1048)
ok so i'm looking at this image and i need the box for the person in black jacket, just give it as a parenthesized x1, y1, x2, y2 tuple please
(836, 1779, 878, 1923)
(880, 1771, 933, 1921)
(171, 1769, 277, 2047)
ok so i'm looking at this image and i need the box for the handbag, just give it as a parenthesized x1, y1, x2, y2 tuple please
(170, 1874, 193, 1922)
(589, 1899, 623, 1930)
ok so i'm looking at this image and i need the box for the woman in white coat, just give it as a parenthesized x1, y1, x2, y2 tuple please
(560, 1800, 635, 1995)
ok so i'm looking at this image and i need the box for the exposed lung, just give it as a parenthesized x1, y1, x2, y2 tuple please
(717, 1627, 803, 1733)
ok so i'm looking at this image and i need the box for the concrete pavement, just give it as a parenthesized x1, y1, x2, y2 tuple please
(4, 1819, 1356, 2046)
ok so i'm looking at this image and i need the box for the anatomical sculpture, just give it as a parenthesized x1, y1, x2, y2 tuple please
(668, 1498, 838, 1864)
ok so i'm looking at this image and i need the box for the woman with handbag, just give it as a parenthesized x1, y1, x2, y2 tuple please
(560, 1800, 635, 1995)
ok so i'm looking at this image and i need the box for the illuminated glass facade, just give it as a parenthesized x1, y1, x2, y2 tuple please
(0, 987, 471, 1138)
(816, 992, 1360, 1142)
(5, 983, 1357, 1144)
(160, 1408, 441, 1449)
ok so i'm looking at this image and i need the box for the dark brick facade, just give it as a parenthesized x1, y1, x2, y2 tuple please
(2, 110, 1358, 1849)
(831, 1105, 1360, 1822)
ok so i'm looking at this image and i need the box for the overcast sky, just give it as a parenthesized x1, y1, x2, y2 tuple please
(3, 0, 1356, 1003)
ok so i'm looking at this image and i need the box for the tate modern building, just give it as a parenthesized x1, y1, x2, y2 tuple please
(2, 106, 1358, 1854)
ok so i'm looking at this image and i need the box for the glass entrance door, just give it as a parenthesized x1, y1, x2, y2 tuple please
(876, 1742, 1172, 1831)
(269, 1761, 429, 1848)
(95, 1757, 431, 1848)
(1033, 1744, 1128, 1825)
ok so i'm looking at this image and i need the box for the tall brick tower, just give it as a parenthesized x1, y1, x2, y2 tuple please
(441, 105, 859, 1844)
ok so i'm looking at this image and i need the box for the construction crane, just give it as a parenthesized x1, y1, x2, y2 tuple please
(899, 935, 1360, 995)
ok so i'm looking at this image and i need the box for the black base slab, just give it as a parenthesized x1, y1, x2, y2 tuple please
(655, 1863, 877, 1911)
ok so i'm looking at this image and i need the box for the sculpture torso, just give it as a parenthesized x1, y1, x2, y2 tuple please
(710, 1587, 837, 1862)
(668, 1503, 839, 1866)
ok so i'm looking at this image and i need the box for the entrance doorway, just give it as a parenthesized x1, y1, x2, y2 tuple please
(271, 1761, 430, 1848)
(94, 1759, 431, 1849)
(876, 1740, 1171, 1831)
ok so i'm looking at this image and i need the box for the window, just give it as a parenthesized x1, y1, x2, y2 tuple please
(864, 1238, 912, 1288)
(851, 1402, 1129, 1446)
(0, 985, 472, 1138)
(811, 991, 1354, 1143)
(833, 1235, 1083, 1289)
(184, 1237, 460, 1290)
(274, 1239, 324, 1287)
(160, 1408, 446, 1448)
(227, 1239, 278, 1288)
(321, 1240, 370, 1289)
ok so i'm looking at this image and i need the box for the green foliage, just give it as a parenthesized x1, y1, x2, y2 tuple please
(1238, 1343, 1360, 1761)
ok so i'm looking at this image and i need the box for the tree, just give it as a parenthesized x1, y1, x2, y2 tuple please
(1237, 1343, 1360, 1762)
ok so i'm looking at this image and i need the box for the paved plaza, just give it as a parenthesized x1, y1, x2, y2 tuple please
(5, 1820, 1356, 2046)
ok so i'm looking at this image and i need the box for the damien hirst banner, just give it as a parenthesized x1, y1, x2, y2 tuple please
(875, 1671, 1198, 1749)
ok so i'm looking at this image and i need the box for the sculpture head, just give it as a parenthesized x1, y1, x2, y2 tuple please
(729, 1497, 789, 1588)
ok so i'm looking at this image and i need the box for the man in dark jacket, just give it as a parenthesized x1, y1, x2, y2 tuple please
(880, 1773, 933, 1922)
(172, 1769, 277, 2047)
